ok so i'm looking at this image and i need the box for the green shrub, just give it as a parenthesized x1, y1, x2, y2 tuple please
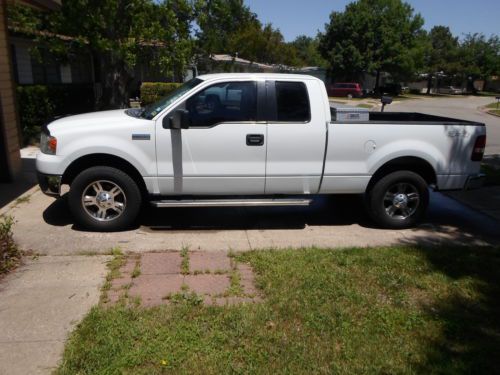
(17, 86, 53, 145)
(0, 216, 20, 275)
(17, 84, 95, 145)
(140, 82, 183, 106)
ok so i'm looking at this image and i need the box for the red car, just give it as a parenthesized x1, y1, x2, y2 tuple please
(328, 82, 363, 98)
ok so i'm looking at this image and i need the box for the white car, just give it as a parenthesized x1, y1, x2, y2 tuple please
(37, 73, 486, 231)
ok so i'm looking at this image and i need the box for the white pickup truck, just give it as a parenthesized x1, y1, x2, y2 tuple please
(36, 73, 486, 231)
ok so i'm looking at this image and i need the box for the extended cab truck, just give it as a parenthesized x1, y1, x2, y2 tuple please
(36, 73, 486, 231)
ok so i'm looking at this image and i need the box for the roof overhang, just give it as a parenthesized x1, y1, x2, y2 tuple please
(18, 0, 61, 11)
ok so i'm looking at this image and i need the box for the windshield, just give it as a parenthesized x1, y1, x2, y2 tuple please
(140, 78, 203, 119)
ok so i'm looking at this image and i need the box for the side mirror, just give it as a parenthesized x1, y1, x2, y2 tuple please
(163, 109, 189, 129)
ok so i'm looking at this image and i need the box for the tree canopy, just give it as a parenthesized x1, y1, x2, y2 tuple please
(319, 0, 424, 88)
(9, 0, 195, 108)
(194, 0, 300, 66)
(460, 34, 500, 82)
(7, 0, 500, 107)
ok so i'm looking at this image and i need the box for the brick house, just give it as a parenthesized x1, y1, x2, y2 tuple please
(0, 0, 61, 182)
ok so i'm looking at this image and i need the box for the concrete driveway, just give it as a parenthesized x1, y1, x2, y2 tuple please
(4, 187, 499, 255)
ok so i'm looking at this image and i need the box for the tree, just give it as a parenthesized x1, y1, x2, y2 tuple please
(459, 33, 500, 92)
(422, 26, 460, 94)
(194, 0, 259, 58)
(9, 0, 194, 109)
(194, 0, 298, 67)
(319, 0, 424, 90)
(289, 35, 327, 67)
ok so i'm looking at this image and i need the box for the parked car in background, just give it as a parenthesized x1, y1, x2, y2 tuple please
(328, 82, 363, 98)
(438, 86, 463, 95)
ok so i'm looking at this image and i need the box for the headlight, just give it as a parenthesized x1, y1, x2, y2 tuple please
(40, 132, 57, 155)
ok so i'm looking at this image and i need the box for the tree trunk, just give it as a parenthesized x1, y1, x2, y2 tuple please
(98, 52, 134, 110)
(426, 74, 432, 95)
(483, 78, 489, 92)
(374, 70, 381, 94)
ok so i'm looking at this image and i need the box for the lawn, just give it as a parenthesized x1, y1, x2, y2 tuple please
(57, 246, 500, 375)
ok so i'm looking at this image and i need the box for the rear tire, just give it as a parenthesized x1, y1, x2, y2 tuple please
(68, 166, 142, 231)
(367, 170, 429, 229)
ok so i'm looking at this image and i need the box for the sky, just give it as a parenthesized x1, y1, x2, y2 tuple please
(244, 0, 500, 42)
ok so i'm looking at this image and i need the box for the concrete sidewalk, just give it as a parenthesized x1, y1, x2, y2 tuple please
(0, 255, 110, 375)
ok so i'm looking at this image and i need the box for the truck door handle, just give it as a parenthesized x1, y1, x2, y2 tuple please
(246, 134, 264, 146)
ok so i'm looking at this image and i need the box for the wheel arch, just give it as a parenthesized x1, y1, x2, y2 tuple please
(62, 153, 148, 197)
(367, 156, 437, 192)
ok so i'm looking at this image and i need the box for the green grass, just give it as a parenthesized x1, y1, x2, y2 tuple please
(476, 91, 500, 97)
(56, 246, 500, 375)
(484, 103, 500, 117)
(180, 247, 190, 275)
(100, 248, 125, 304)
(485, 101, 500, 109)
(14, 196, 30, 205)
(356, 103, 373, 109)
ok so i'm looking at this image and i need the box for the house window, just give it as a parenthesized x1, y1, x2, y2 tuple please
(10, 44, 19, 84)
(31, 50, 61, 84)
(71, 58, 92, 83)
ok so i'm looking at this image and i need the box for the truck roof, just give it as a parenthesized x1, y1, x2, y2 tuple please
(196, 72, 322, 82)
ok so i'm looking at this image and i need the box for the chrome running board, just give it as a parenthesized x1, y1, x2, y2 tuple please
(151, 198, 312, 208)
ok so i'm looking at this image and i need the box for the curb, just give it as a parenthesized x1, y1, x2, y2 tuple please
(477, 105, 500, 118)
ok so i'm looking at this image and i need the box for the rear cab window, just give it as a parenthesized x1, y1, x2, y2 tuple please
(274, 81, 311, 123)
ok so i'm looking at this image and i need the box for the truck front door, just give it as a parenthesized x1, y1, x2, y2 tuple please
(156, 80, 267, 195)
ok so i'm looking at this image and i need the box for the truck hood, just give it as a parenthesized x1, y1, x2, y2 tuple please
(47, 109, 147, 133)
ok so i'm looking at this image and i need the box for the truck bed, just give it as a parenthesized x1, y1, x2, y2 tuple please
(330, 109, 484, 126)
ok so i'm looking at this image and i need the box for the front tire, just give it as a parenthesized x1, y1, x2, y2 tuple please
(68, 166, 142, 231)
(367, 171, 429, 229)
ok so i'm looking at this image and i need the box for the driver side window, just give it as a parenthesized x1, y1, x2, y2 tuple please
(183, 81, 257, 127)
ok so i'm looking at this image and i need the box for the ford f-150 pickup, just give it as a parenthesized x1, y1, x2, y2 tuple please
(36, 73, 486, 231)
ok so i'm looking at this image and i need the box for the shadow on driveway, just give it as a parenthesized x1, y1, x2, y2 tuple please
(0, 158, 37, 210)
(42, 190, 500, 246)
(43, 194, 377, 231)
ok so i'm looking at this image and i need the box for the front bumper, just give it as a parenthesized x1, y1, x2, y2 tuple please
(464, 173, 485, 190)
(37, 173, 62, 197)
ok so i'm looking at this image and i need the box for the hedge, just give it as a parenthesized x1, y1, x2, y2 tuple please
(140, 82, 183, 106)
(17, 84, 95, 145)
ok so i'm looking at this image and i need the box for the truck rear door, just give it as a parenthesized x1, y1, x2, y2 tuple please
(265, 79, 327, 194)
